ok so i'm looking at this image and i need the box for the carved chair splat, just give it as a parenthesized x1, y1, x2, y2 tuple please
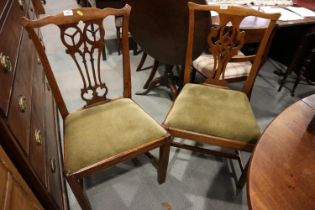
(21, 6, 171, 210)
(164, 2, 280, 188)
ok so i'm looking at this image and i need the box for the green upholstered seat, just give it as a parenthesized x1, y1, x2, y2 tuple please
(164, 83, 260, 143)
(64, 98, 167, 173)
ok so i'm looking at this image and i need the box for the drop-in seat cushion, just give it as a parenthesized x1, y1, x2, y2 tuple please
(164, 83, 260, 143)
(64, 98, 167, 173)
(192, 52, 252, 79)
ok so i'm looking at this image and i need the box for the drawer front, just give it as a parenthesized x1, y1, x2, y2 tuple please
(0, 0, 28, 115)
(45, 81, 64, 209)
(0, 0, 9, 19)
(29, 55, 47, 187)
(7, 30, 35, 155)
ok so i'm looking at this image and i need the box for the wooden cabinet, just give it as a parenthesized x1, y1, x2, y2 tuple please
(0, 0, 68, 209)
(0, 145, 43, 210)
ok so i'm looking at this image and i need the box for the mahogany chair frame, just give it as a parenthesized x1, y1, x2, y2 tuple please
(21, 5, 170, 210)
(163, 2, 280, 188)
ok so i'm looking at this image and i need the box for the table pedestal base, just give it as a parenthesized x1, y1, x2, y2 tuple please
(136, 64, 178, 100)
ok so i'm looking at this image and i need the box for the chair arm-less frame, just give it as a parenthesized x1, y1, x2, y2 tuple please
(21, 5, 171, 210)
(163, 2, 280, 188)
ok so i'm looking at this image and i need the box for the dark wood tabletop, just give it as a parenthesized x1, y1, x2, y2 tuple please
(124, 0, 210, 65)
(124, 0, 315, 65)
(247, 94, 315, 210)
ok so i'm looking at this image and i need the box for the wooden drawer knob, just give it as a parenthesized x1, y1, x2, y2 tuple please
(50, 158, 56, 173)
(18, 96, 27, 112)
(34, 129, 42, 145)
(0, 53, 12, 73)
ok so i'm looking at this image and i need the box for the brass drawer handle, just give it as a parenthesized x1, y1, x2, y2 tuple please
(0, 53, 12, 73)
(34, 129, 42, 145)
(50, 158, 56, 173)
(18, 96, 27, 112)
(17, 0, 24, 9)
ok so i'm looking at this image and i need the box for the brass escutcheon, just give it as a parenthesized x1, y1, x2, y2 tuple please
(0, 53, 12, 73)
(34, 129, 42, 145)
(18, 96, 27, 112)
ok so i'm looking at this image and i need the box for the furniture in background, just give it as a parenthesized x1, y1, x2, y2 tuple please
(162, 2, 280, 188)
(268, 8, 315, 83)
(278, 31, 315, 96)
(0, 0, 67, 209)
(86, 0, 139, 59)
(125, 0, 210, 99)
(294, 0, 315, 11)
(0, 145, 44, 209)
(22, 6, 171, 210)
(190, 14, 272, 83)
(192, 50, 252, 82)
(248, 93, 315, 209)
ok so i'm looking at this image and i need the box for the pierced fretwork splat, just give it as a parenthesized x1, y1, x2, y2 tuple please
(59, 19, 108, 106)
(207, 14, 245, 81)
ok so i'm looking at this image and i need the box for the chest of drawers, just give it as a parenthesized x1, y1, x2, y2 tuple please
(0, 0, 68, 209)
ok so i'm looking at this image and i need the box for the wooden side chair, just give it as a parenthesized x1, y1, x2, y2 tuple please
(162, 2, 280, 188)
(21, 5, 171, 210)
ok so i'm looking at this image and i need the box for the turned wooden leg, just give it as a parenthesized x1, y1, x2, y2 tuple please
(158, 137, 171, 184)
(67, 175, 92, 210)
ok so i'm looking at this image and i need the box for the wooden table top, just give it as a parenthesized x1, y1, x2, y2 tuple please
(124, 0, 315, 65)
(248, 94, 315, 210)
(125, 0, 210, 65)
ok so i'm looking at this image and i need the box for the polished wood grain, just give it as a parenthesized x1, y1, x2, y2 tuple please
(0, 145, 43, 210)
(248, 94, 315, 210)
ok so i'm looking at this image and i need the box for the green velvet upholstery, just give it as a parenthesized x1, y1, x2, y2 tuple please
(164, 83, 260, 143)
(64, 98, 167, 173)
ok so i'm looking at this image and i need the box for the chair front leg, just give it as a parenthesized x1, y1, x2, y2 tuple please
(67, 175, 92, 210)
(158, 137, 171, 184)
